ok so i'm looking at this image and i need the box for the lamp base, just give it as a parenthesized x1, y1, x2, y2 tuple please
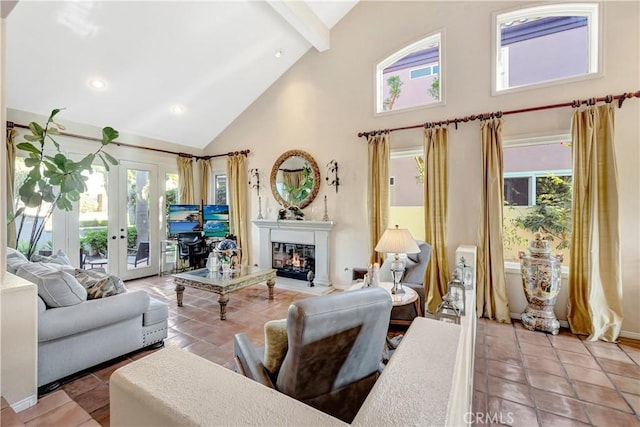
(391, 282, 405, 295)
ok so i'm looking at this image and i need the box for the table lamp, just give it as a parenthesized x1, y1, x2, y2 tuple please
(375, 225, 420, 294)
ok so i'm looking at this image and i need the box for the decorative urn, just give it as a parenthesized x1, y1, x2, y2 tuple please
(519, 231, 563, 335)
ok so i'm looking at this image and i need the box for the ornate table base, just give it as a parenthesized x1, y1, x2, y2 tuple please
(173, 267, 276, 320)
(521, 302, 560, 335)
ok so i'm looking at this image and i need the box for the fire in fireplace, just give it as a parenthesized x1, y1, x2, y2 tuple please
(272, 242, 315, 281)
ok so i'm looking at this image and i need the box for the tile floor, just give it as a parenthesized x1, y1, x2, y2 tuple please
(8, 275, 640, 426)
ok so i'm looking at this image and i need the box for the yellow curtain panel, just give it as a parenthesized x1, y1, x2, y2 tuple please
(177, 157, 195, 205)
(227, 154, 249, 265)
(367, 133, 390, 265)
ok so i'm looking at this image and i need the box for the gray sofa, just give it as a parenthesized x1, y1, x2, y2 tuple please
(6, 248, 168, 388)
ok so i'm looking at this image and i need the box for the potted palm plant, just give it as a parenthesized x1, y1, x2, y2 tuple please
(9, 108, 119, 259)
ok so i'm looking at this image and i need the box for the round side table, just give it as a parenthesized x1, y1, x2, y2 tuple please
(379, 282, 422, 326)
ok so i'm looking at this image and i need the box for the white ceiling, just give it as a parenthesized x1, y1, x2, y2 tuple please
(5, 1, 357, 150)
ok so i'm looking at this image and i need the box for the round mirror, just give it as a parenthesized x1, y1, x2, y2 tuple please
(270, 150, 320, 209)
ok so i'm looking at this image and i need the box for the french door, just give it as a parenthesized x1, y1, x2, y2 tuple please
(107, 161, 160, 280)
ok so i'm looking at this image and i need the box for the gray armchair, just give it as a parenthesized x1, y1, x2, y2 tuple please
(233, 287, 392, 423)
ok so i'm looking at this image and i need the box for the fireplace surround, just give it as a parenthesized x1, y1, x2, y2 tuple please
(253, 219, 334, 287)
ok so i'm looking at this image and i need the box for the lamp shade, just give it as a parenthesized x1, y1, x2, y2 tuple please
(375, 225, 420, 255)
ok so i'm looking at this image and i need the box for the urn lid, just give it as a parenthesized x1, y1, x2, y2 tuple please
(528, 230, 552, 255)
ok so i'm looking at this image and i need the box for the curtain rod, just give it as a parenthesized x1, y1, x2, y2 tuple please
(357, 90, 640, 138)
(6, 121, 250, 160)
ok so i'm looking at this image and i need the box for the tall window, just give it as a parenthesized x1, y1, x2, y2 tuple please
(389, 149, 425, 240)
(502, 137, 572, 266)
(212, 171, 228, 205)
(494, 3, 599, 93)
(376, 32, 442, 113)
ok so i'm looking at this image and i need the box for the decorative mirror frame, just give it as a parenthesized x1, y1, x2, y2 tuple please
(270, 149, 321, 209)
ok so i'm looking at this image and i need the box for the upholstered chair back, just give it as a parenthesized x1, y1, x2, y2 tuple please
(402, 240, 432, 285)
(276, 287, 392, 422)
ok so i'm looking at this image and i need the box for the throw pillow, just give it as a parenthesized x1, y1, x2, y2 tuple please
(7, 247, 28, 262)
(16, 263, 87, 307)
(263, 318, 288, 376)
(31, 249, 72, 265)
(7, 256, 29, 274)
(75, 269, 127, 299)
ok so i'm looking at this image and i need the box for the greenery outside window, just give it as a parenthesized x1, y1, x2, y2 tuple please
(502, 137, 572, 266)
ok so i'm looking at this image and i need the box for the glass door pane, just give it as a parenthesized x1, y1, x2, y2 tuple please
(79, 165, 109, 271)
(126, 168, 151, 271)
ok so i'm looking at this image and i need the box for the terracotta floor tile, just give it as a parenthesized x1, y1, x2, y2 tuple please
(622, 392, 640, 415)
(586, 343, 634, 363)
(472, 390, 487, 415)
(475, 356, 487, 374)
(531, 389, 589, 423)
(62, 374, 102, 399)
(94, 358, 133, 383)
(24, 401, 91, 427)
(599, 359, 640, 379)
(183, 340, 218, 357)
(474, 371, 488, 393)
(164, 332, 198, 348)
(620, 345, 640, 365)
(18, 390, 71, 423)
(89, 405, 110, 427)
(539, 411, 590, 427)
(549, 338, 590, 355)
(488, 396, 539, 426)
(486, 333, 517, 348)
(583, 402, 640, 426)
(1, 406, 24, 427)
(488, 377, 533, 407)
(573, 381, 633, 413)
(527, 370, 576, 397)
(1, 397, 9, 410)
(516, 329, 552, 347)
(486, 347, 523, 366)
(557, 349, 600, 370)
(519, 341, 559, 360)
(488, 359, 527, 384)
(79, 419, 102, 427)
(609, 373, 640, 395)
(73, 384, 110, 415)
(523, 354, 566, 377)
(564, 364, 614, 389)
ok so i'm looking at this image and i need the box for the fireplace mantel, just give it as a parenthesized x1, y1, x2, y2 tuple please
(253, 219, 335, 286)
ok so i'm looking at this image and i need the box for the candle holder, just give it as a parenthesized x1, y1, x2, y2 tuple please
(325, 160, 339, 193)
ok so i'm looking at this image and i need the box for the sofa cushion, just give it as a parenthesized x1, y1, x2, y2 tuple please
(143, 297, 169, 326)
(7, 256, 29, 274)
(75, 269, 127, 299)
(7, 247, 28, 262)
(263, 318, 288, 375)
(31, 249, 72, 265)
(16, 262, 87, 307)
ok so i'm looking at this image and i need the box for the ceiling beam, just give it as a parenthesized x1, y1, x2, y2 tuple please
(266, 0, 330, 52)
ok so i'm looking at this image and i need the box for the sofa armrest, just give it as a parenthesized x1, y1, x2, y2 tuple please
(233, 333, 275, 388)
(38, 290, 150, 342)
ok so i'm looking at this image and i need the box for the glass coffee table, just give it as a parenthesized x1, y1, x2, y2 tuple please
(172, 266, 276, 320)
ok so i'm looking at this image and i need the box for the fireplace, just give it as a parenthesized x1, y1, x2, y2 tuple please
(253, 219, 334, 287)
(272, 242, 315, 280)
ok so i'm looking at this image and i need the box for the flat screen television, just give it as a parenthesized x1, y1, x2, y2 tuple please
(168, 221, 201, 236)
(203, 204, 229, 221)
(168, 204, 201, 222)
(202, 204, 230, 237)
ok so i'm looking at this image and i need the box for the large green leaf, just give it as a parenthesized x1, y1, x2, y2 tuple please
(102, 127, 119, 145)
(49, 108, 62, 121)
(67, 190, 81, 202)
(102, 151, 119, 165)
(99, 153, 110, 172)
(28, 122, 44, 138)
(16, 142, 42, 154)
(56, 197, 73, 211)
(24, 157, 40, 168)
(23, 134, 40, 142)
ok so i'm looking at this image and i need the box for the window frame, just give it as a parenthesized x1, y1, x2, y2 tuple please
(504, 169, 572, 206)
(375, 30, 445, 115)
(491, 2, 602, 95)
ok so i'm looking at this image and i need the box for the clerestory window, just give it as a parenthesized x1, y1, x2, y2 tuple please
(376, 32, 443, 114)
(493, 3, 600, 94)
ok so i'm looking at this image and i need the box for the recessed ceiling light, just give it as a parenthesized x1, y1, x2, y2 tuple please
(171, 105, 185, 115)
(89, 79, 107, 90)
(274, 50, 283, 58)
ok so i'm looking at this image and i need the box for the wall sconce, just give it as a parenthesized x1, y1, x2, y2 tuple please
(249, 168, 263, 219)
(325, 160, 339, 193)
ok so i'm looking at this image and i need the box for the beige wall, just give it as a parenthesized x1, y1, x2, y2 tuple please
(206, 1, 640, 336)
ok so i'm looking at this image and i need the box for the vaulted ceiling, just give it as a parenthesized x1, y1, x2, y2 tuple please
(5, 1, 357, 149)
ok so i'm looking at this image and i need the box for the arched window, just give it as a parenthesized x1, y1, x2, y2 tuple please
(493, 3, 600, 93)
(376, 32, 442, 114)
